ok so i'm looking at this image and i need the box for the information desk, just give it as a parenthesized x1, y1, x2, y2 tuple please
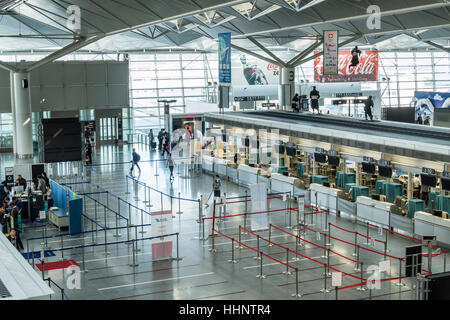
(238, 165, 259, 187)
(214, 158, 229, 176)
(226, 165, 238, 184)
(48, 208, 69, 231)
(356, 196, 391, 226)
(310, 183, 340, 212)
(414, 211, 450, 246)
(271, 173, 295, 194)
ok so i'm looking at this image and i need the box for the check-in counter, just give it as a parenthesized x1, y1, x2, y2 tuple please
(294, 187, 310, 204)
(257, 174, 271, 190)
(414, 211, 450, 245)
(357, 196, 391, 226)
(238, 165, 259, 187)
(310, 183, 340, 212)
(202, 155, 214, 173)
(49, 207, 69, 231)
(226, 165, 239, 184)
(390, 213, 413, 234)
(337, 198, 357, 217)
(214, 158, 229, 176)
(271, 173, 295, 194)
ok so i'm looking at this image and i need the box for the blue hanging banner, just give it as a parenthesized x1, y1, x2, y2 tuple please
(218, 32, 232, 85)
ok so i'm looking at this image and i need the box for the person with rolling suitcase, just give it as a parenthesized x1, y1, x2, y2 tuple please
(148, 129, 156, 150)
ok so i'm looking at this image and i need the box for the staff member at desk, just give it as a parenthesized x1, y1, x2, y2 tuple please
(16, 175, 27, 191)
(45, 185, 54, 208)
(413, 174, 421, 198)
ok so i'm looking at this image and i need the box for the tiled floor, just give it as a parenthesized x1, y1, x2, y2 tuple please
(9, 143, 447, 300)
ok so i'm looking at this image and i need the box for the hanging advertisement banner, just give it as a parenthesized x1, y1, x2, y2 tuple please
(218, 32, 232, 85)
(323, 30, 339, 75)
(250, 183, 268, 231)
(315, 51, 379, 82)
(151, 210, 173, 260)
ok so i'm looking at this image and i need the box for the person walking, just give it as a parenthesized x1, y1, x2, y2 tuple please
(292, 93, 300, 112)
(167, 153, 175, 182)
(364, 96, 374, 121)
(213, 175, 221, 199)
(130, 148, 141, 175)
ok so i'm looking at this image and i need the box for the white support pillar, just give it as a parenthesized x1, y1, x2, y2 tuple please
(278, 67, 295, 111)
(407, 172, 413, 200)
(10, 72, 17, 155)
(11, 72, 33, 159)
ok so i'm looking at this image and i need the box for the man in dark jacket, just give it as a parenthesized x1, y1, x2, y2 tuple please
(292, 93, 300, 112)
(158, 129, 165, 151)
(16, 175, 27, 191)
(130, 148, 141, 175)
(310, 87, 320, 114)
(351, 46, 362, 67)
(364, 96, 374, 121)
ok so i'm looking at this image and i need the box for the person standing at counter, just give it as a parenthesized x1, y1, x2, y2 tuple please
(292, 93, 300, 113)
(310, 87, 320, 115)
(16, 175, 27, 191)
(364, 96, 374, 121)
(45, 185, 54, 208)
(413, 174, 421, 199)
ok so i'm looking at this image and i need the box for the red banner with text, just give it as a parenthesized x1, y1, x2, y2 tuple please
(314, 51, 379, 83)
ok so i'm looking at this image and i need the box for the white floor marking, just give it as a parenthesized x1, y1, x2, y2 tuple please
(97, 272, 214, 291)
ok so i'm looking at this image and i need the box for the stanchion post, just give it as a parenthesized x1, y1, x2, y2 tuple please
(256, 252, 266, 279)
(237, 226, 243, 249)
(104, 206, 110, 256)
(293, 236, 300, 261)
(134, 225, 141, 252)
(354, 245, 361, 271)
(254, 235, 261, 260)
(27, 240, 31, 265)
(283, 248, 291, 275)
(353, 232, 358, 257)
(292, 268, 302, 298)
(139, 209, 146, 234)
(228, 238, 238, 264)
(128, 202, 132, 225)
(147, 185, 152, 208)
(356, 261, 366, 291)
(129, 226, 138, 267)
(245, 190, 248, 212)
(320, 263, 330, 293)
(177, 192, 182, 214)
(268, 224, 273, 247)
(326, 222, 331, 247)
(396, 259, 405, 287)
(366, 222, 371, 245)
(81, 241, 87, 273)
(160, 192, 164, 211)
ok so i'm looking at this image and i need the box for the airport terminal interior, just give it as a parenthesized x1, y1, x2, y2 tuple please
(0, 0, 450, 302)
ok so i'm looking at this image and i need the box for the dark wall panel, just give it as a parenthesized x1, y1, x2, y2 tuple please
(42, 118, 82, 163)
(383, 107, 415, 123)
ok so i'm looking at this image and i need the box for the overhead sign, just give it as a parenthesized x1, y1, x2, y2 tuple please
(334, 92, 363, 98)
(218, 32, 232, 85)
(323, 31, 339, 75)
(363, 156, 374, 163)
(151, 210, 173, 260)
(234, 96, 266, 102)
(422, 167, 436, 175)
(442, 171, 450, 178)
(378, 159, 391, 167)
(315, 50, 379, 83)
(5, 167, 14, 184)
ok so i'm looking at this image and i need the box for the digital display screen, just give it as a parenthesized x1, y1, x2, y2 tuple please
(421, 174, 437, 187)
(328, 156, 340, 166)
(441, 178, 450, 191)
(314, 153, 327, 163)
(378, 166, 392, 178)
(362, 162, 376, 174)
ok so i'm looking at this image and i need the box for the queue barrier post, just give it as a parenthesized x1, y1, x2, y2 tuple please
(268, 224, 273, 247)
(228, 238, 238, 264)
(139, 209, 146, 234)
(128, 202, 132, 226)
(326, 222, 331, 247)
(366, 222, 371, 245)
(256, 252, 266, 279)
(129, 226, 138, 267)
(177, 192, 182, 214)
(320, 263, 330, 293)
(254, 235, 261, 260)
(354, 245, 361, 272)
(352, 232, 358, 257)
(292, 268, 302, 298)
(155, 160, 159, 176)
(134, 225, 141, 253)
(395, 259, 405, 287)
(27, 240, 31, 265)
(321, 235, 327, 259)
(283, 248, 291, 275)
(293, 236, 300, 261)
(81, 241, 88, 273)
(356, 262, 367, 291)
(245, 190, 248, 212)
(237, 226, 243, 249)
(90, 214, 95, 245)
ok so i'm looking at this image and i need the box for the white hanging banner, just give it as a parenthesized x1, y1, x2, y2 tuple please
(250, 183, 268, 231)
(323, 30, 339, 75)
(151, 210, 173, 260)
